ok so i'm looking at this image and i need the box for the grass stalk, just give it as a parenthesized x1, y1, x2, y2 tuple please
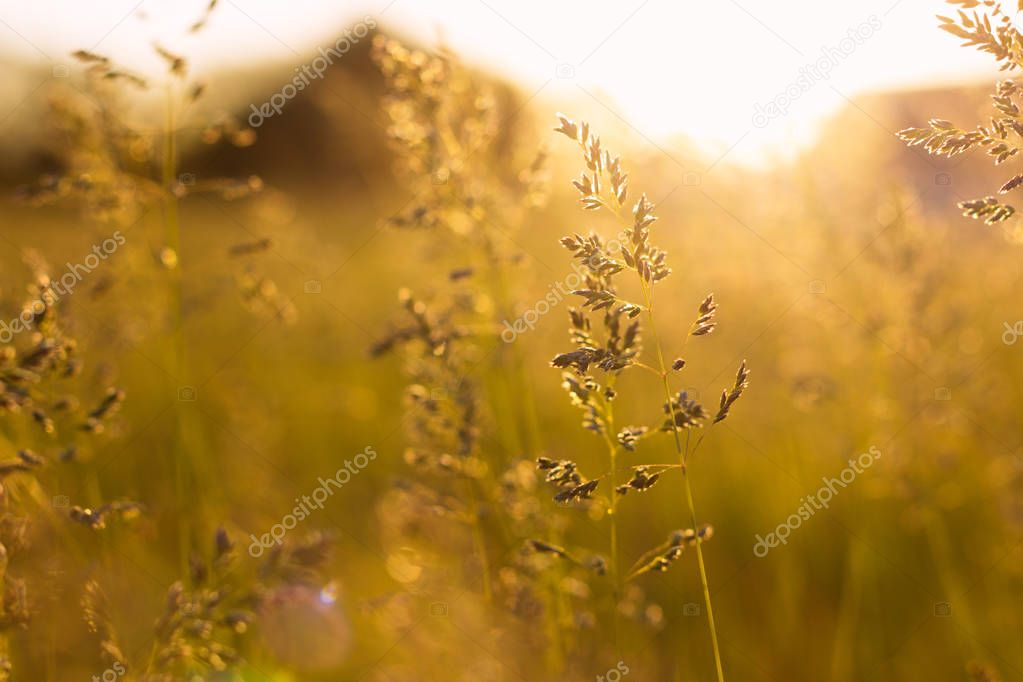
(642, 283, 725, 682)
(599, 381, 622, 654)
(162, 83, 192, 574)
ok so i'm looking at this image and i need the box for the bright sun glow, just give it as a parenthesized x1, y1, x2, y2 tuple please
(0, 0, 998, 164)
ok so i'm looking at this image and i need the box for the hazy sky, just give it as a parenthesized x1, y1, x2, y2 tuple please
(0, 0, 1001, 162)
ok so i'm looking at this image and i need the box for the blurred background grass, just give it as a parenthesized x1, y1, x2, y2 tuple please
(1, 6, 1023, 681)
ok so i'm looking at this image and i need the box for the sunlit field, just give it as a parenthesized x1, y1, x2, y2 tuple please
(1, 1, 1023, 680)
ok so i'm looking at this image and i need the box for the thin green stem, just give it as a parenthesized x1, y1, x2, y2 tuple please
(599, 382, 622, 655)
(162, 83, 191, 575)
(642, 283, 725, 682)
(633, 360, 664, 378)
(464, 478, 493, 602)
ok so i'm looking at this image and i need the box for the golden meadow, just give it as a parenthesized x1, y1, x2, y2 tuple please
(1, 2, 1022, 680)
